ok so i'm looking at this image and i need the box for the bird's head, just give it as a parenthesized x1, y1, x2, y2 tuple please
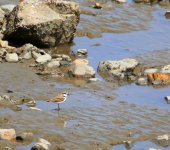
(62, 92, 69, 97)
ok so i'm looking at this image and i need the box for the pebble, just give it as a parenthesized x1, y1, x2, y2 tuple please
(164, 96, 170, 103)
(88, 78, 101, 82)
(156, 134, 169, 141)
(0, 129, 16, 141)
(36, 54, 52, 64)
(29, 64, 38, 67)
(47, 60, 60, 68)
(23, 51, 32, 59)
(152, 80, 163, 85)
(6, 90, 13, 93)
(26, 100, 36, 107)
(77, 49, 88, 56)
(28, 107, 42, 111)
(165, 11, 170, 19)
(31, 138, 51, 150)
(93, 3, 102, 9)
(116, 0, 127, 2)
(0, 40, 8, 48)
(161, 64, 170, 74)
(156, 134, 170, 147)
(147, 148, 160, 150)
(123, 140, 132, 149)
(5, 53, 19, 63)
(136, 77, 147, 86)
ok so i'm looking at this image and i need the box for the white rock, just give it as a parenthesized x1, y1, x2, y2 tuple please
(18, 56, 22, 61)
(47, 60, 60, 68)
(32, 143, 49, 150)
(28, 107, 42, 111)
(88, 78, 101, 82)
(36, 54, 52, 64)
(5, 53, 18, 63)
(147, 148, 158, 150)
(0, 40, 8, 48)
(161, 64, 170, 74)
(0, 4, 16, 11)
(116, 0, 126, 2)
(165, 96, 170, 103)
(22, 43, 37, 52)
(157, 134, 169, 141)
(0, 129, 16, 141)
(32, 138, 51, 150)
(77, 49, 88, 55)
(38, 138, 51, 146)
(144, 68, 158, 75)
(23, 51, 32, 59)
(136, 78, 147, 86)
(32, 51, 41, 59)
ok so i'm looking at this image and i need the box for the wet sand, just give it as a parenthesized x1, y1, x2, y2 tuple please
(0, 62, 57, 100)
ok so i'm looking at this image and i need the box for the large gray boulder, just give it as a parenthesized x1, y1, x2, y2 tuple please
(98, 58, 142, 81)
(3, 0, 80, 47)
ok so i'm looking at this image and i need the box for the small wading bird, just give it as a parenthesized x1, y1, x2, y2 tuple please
(47, 92, 69, 111)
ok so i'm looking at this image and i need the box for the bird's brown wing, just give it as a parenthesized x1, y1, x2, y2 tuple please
(47, 94, 64, 102)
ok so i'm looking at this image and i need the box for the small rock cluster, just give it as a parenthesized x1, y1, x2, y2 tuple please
(0, 128, 52, 150)
(0, 39, 96, 79)
(136, 65, 170, 86)
(0, 42, 51, 63)
(0, 94, 36, 110)
(0, 128, 33, 142)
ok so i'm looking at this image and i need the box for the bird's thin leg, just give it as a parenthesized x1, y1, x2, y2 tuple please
(57, 103, 60, 111)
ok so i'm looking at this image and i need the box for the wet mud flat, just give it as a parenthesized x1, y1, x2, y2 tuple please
(0, 0, 170, 150)
(0, 62, 57, 100)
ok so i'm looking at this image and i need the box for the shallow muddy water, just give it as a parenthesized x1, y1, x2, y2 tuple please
(0, 0, 170, 150)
